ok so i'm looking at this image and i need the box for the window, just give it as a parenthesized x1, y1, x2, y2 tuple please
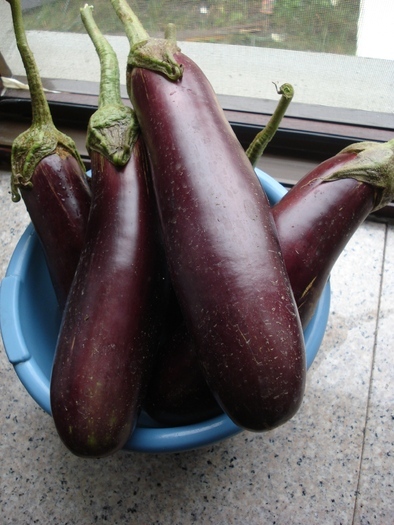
(2, 0, 393, 112)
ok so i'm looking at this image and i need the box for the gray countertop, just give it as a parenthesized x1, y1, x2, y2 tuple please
(1, 167, 393, 524)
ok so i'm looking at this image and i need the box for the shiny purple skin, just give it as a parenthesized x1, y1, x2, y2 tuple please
(50, 143, 168, 457)
(272, 151, 376, 327)
(129, 53, 306, 432)
(20, 150, 91, 309)
(144, 150, 377, 426)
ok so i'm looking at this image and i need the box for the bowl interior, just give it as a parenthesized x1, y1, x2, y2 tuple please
(0, 169, 331, 453)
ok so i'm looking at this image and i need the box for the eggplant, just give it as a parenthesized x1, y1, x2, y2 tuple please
(273, 139, 394, 326)
(7, 0, 91, 309)
(144, 140, 394, 425)
(145, 82, 296, 426)
(112, 0, 305, 432)
(50, 7, 167, 457)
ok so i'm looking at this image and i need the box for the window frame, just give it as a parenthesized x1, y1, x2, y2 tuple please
(1, 61, 393, 221)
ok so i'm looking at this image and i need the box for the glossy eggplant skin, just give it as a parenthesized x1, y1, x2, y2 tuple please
(272, 151, 375, 327)
(7, 0, 91, 310)
(144, 151, 376, 426)
(50, 144, 167, 457)
(129, 52, 305, 432)
(19, 149, 91, 309)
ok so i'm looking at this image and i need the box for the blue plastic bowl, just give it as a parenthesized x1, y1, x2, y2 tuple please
(0, 169, 330, 453)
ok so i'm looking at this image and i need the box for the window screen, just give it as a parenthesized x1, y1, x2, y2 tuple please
(1, 0, 393, 117)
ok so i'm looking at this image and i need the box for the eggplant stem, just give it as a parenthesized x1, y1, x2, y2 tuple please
(81, 4, 122, 109)
(7, 0, 85, 201)
(7, 0, 53, 128)
(164, 23, 177, 43)
(110, 0, 183, 81)
(110, 0, 149, 47)
(246, 83, 294, 167)
(81, 3, 139, 166)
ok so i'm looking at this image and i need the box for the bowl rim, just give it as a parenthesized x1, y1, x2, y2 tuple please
(0, 168, 330, 453)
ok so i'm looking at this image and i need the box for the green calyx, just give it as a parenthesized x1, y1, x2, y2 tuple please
(111, 0, 183, 81)
(8, 0, 85, 202)
(325, 139, 394, 212)
(129, 36, 183, 81)
(81, 4, 140, 166)
(10, 123, 84, 202)
(87, 105, 139, 166)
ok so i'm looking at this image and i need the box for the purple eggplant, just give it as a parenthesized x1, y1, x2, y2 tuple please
(7, 0, 91, 309)
(112, 0, 305, 432)
(145, 82, 296, 426)
(144, 140, 394, 426)
(50, 7, 167, 457)
(274, 150, 366, 326)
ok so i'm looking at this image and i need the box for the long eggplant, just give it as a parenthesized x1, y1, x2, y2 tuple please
(50, 7, 167, 457)
(144, 140, 394, 425)
(112, 0, 305, 432)
(7, 0, 91, 309)
(145, 83, 296, 426)
(273, 140, 394, 326)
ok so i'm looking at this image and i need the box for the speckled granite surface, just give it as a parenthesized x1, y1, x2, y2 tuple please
(0, 168, 393, 524)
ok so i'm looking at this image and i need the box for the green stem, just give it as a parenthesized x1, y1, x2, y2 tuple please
(7, 0, 53, 128)
(81, 4, 139, 166)
(164, 23, 177, 43)
(7, 0, 85, 202)
(110, 0, 183, 81)
(109, 0, 149, 47)
(80, 4, 122, 108)
(246, 83, 294, 167)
